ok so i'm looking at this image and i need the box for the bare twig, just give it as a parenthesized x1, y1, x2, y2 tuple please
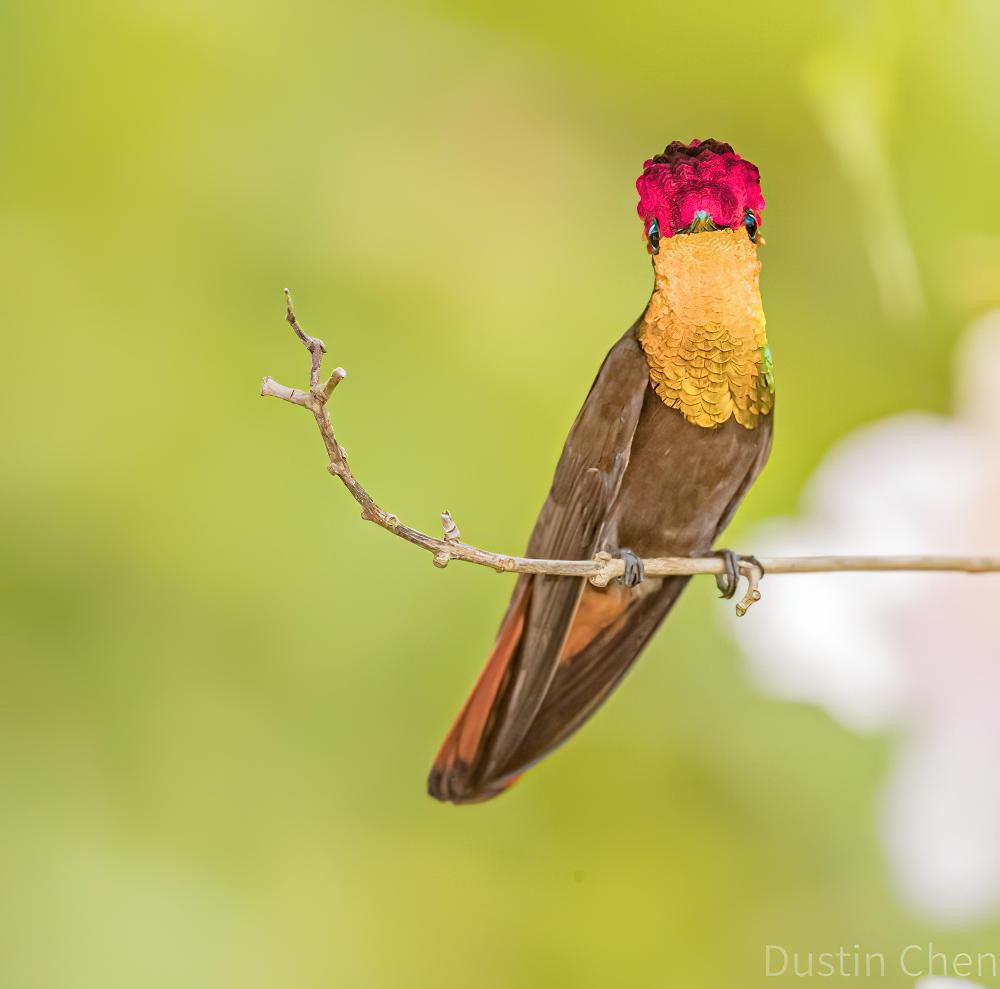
(260, 294, 1000, 614)
(441, 512, 462, 545)
(284, 288, 326, 390)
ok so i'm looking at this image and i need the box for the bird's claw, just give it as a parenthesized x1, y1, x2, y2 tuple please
(619, 548, 645, 588)
(714, 549, 740, 599)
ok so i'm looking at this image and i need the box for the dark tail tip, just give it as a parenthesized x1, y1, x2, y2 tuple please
(427, 762, 522, 805)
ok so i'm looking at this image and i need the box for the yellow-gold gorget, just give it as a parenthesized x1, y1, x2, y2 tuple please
(639, 227, 773, 429)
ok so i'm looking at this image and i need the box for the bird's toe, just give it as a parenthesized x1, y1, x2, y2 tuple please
(714, 549, 740, 599)
(620, 548, 645, 588)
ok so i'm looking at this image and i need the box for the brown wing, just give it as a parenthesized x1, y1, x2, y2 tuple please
(500, 577, 689, 775)
(497, 410, 774, 778)
(428, 324, 650, 803)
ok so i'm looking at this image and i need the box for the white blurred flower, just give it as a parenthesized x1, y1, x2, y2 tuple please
(728, 312, 1000, 925)
(918, 981, 984, 989)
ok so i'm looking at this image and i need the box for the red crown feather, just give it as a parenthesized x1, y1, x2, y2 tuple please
(636, 139, 764, 238)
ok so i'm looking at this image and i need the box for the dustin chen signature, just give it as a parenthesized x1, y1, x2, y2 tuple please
(765, 943, 1000, 979)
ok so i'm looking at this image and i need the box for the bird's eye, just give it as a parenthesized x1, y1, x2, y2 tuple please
(647, 217, 660, 255)
(744, 210, 758, 242)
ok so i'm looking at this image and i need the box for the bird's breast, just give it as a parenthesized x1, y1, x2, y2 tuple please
(610, 386, 770, 557)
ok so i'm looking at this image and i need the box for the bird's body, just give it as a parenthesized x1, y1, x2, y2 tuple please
(429, 140, 773, 803)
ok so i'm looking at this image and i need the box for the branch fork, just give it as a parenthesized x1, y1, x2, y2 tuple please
(260, 292, 1000, 614)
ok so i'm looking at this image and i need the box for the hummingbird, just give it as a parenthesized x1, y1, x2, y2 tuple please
(429, 139, 773, 804)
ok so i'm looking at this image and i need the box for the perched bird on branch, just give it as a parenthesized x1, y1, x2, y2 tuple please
(429, 140, 774, 803)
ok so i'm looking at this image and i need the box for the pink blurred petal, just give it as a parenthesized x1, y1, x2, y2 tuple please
(726, 311, 1000, 924)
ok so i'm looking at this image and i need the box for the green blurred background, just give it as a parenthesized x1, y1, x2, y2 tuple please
(3, 1, 1000, 985)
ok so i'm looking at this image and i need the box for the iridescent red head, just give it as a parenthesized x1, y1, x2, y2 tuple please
(636, 139, 764, 245)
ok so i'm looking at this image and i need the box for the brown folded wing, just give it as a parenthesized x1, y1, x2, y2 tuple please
(428, 325, 649, 802)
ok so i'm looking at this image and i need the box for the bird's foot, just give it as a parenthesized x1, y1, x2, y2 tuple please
(713, 550, 766, 615)
(714, 549, 740, 599)
(619, 548, 645, 588)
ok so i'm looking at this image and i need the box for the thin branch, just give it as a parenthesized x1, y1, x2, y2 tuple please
(260, 293, 1000, 616)
(283, 287, 326, 390)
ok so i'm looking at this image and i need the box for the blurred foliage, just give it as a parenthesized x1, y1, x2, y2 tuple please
(2, 0, 1000, 985)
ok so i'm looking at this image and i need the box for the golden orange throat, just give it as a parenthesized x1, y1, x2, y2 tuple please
(639, 227, 772, 429)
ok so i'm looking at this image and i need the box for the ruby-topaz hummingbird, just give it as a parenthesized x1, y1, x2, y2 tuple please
(429, 139, 773, 803)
